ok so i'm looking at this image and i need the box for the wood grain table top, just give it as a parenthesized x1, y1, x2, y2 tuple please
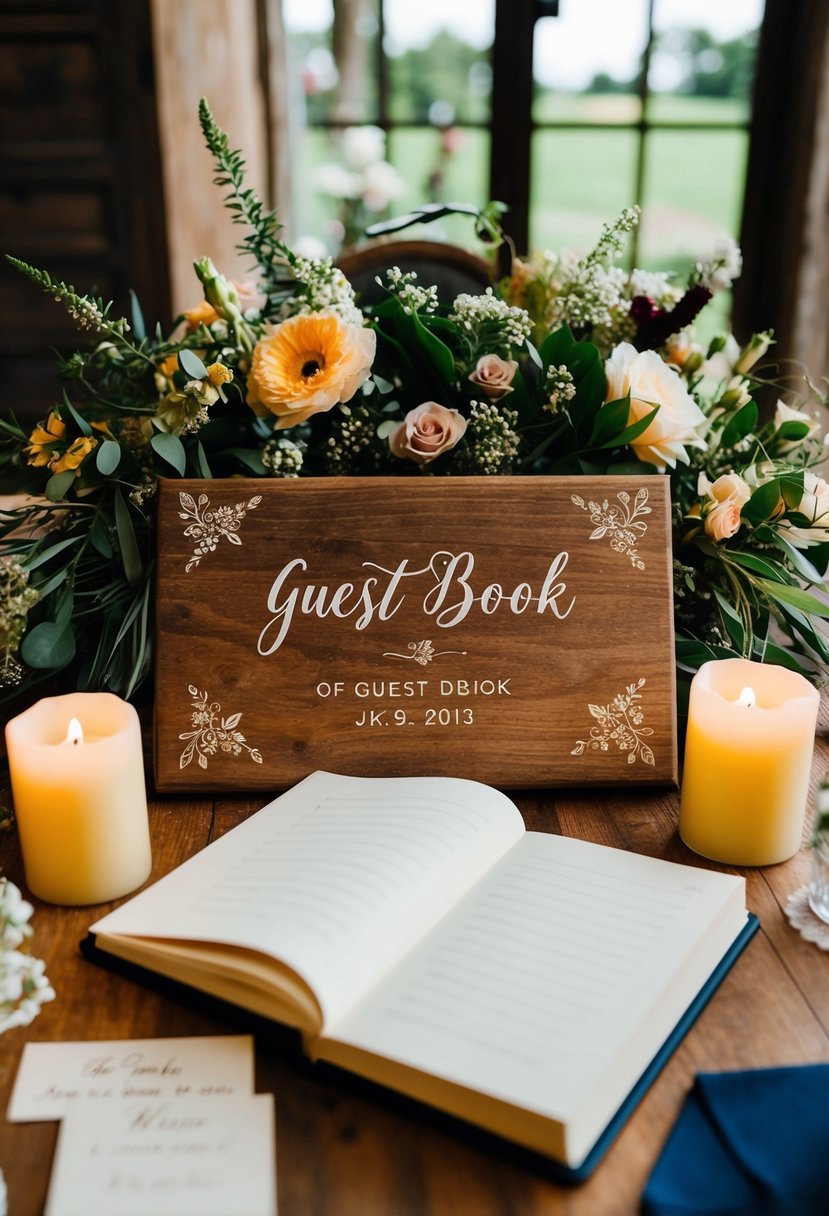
(1, 743, 828, 1216)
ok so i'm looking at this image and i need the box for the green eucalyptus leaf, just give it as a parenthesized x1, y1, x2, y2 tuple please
(24, 535, 82, 572)
(21, 620, 76, 669)
(195, 440, 213, 478)
(89, 514, 113, 558)
(728, 551, 787, 582)
(753, 639, 809, 673)
(178, 348, 208, 379)
(525, 340, 543, 369)
(229, 447, 266, 474)
(45, 470, 77, 501)
(771, 533, 825, 584)
(151, 432, 187, 475)
(376, 419, 399, 440)
(755, 577, 829, 618)
(129, 288, 146, 341)
(96, 439, 122, 476)
(61, 391, 93, 437)
(114, 489, 142, 585)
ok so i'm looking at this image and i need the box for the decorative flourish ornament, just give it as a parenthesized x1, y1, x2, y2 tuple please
(571, 488, 650, 570)
(179, 686, 263, 770)
(179, 491, 262, 572)
(571, 677, 655, 766)
(382, 640, 467, 666)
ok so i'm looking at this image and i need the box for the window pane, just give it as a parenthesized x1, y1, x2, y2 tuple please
(533, 1, 648, 125)
(530, 129, 638, 252)
(385, 0, 493, 125)
(284, 0, 379, 125)
(649, 0, 763, 117)
(638, 129, 748, 270)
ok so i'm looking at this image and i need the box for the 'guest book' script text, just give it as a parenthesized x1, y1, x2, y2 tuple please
(257, 550, 574, 655)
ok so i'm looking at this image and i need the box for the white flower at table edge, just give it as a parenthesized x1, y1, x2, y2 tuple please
(0, 877, 55, 1036)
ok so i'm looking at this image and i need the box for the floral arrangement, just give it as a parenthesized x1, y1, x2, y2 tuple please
(1, 100, 828, 715)
(0, 877, 54, 1034)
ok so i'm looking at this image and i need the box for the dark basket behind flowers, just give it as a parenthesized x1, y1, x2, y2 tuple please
(1, 99, 828, 721)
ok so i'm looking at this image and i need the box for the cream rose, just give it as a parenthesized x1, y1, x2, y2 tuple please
(604, 343, 706, 470)
(389, 402, 467, 465)
(698, 471, 751, 542)
(468, 354, 518, 400)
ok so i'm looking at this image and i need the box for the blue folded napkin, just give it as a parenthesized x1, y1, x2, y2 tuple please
(642, 1064, 829, 1216)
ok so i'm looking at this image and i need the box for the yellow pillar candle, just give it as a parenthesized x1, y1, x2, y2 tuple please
(5, 692, 152, 905)
(679, 659, 819, 866)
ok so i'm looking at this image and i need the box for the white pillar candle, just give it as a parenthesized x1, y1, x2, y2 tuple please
(5, 692, 152, 905)
(679, 659, 820, 866)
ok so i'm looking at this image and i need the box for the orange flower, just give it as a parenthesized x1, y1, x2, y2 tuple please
(182, 300, 219, 330)
(51, 436, 97, 475)
(247, 311, 376, 429)
(25, 412, 65, 467)
(157, 354, 179, 380)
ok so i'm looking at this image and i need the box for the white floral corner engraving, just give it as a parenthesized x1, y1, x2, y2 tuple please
(571, 488, 650, 570)
(179, 686, 263, 770)
(382, 640, 467, 666)
(571, 677, 655, 767)
(179, 491, 262, 573)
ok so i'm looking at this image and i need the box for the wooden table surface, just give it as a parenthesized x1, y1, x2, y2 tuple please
(2, 744, 829, 1216)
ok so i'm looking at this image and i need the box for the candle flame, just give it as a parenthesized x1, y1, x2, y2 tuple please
(737, 686, 756, 709)
(63, 718, 84, 747)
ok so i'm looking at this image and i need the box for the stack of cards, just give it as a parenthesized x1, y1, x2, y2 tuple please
(7, 1036, 276, 1216)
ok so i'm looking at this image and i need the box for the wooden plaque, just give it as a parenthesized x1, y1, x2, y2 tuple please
(154, 477, 677, 791)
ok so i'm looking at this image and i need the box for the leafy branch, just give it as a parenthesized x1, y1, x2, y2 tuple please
(5, 257, 158, 372)
(198, 97, 295, 306)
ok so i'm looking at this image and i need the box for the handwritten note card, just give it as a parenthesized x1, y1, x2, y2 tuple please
(8, 1036, 254, 1122)
(44, 1095, 276, 1216)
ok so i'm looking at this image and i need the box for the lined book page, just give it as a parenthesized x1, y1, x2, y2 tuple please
(91, 772, 524, 1027)
(322, 832, 746, 1157)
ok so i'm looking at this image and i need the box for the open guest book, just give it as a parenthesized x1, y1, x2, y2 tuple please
(85, 772, 757, 1179)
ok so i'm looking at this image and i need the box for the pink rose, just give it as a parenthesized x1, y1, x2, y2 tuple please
(468, 354, 518, 400)
(389, 402, 468, 465)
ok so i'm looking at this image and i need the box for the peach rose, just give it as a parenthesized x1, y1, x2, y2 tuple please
(605, 342, 706, 470)
(389, 402, 468, 465)
(698, 471, 751, 542)
(468, 354, 517, 400)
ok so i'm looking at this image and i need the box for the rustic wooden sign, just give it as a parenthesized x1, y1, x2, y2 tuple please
(154, 477, 677, 791)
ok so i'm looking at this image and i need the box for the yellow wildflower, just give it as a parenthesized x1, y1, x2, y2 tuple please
(207, 361, 233, 387)
(25, 412, 65, 467)
(50, 436, 97, 475)
(158, 354, 179, 380)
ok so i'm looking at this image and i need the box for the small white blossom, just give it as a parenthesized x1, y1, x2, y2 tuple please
(696, 236, 742, 292)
